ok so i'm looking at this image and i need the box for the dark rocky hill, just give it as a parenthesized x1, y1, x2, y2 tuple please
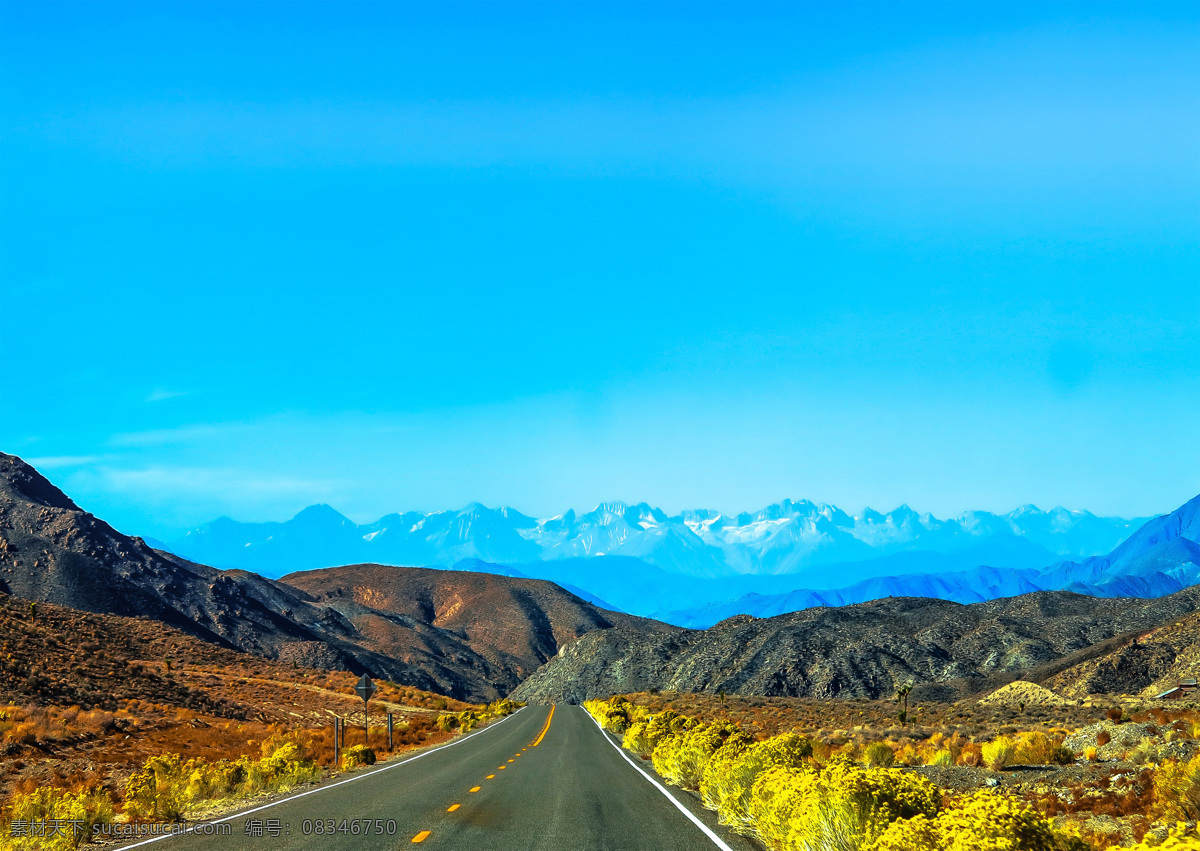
(511, 586, 1200, 704)
(0, 453, 656, 701)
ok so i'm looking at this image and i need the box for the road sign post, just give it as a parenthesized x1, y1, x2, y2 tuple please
(333, 717, 340, 766)
(387, 712, 394, 750)
(355, 674, 377, 747)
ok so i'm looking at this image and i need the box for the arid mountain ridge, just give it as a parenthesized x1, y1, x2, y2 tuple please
(2, 452, 1197, 709)
(0, 453, 638, 701)
(510, 585, 1200, 704)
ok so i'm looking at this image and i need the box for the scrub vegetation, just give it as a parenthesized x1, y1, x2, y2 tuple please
(586, 692, 1200, 850)
(0, 598, 519, 849)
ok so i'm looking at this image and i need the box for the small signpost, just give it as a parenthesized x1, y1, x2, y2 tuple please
(387, 712, 394, 751)
(355, 674, 377, 746)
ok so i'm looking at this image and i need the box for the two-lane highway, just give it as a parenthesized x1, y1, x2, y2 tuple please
(114, 705, 755, 851)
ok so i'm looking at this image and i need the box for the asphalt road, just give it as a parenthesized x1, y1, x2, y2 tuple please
(111, 705, 757, 851)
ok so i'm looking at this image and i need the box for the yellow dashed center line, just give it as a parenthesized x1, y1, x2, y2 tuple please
(531, 705, 555, 746)
(419, 711, 559, 839)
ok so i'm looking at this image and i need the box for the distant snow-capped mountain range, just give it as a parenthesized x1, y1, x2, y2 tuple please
(162, 498, 1143, 581)
(153, 495, 1200, 627)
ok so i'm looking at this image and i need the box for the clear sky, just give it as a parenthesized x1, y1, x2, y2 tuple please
(2, 1, 1197, 538)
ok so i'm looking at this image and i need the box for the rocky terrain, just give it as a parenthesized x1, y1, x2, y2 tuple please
(0, 453, 653, 701)
(512, 586, 1200, 704)
(1046, 609, 1200, 699)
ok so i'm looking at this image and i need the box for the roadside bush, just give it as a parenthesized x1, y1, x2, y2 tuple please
(746, 760, 940, 850)
(585, 697, 632, 735)
(703, 732, 814, 829)
(340, 745, 376, 770)
(699, 731, 755, 810)
(866, 792, 1083, 851)
(124, 740, 321, 821)
(125, 753, 190, 821)
(623, 709, 689, 754)
(653, 723, 735, 789)
(2, 786, 114, 850)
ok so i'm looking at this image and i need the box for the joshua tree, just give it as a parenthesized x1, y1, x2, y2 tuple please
(896, 683, 913, 724)
(28, 602, 37, 623)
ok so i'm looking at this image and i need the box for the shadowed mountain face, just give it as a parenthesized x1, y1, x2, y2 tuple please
(511, 586, 1200, 705)
(0, 453, 653, 701)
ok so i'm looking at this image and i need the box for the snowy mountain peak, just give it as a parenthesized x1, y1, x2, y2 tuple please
(164, 496, 1156, 581)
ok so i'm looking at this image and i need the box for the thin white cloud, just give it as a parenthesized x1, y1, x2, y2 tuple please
(98, 466, 339, 499)
(25, 455, 103, 469)
(146, 388, 189, 403)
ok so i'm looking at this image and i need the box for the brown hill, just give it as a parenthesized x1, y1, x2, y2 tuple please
(0, 453, 656, 701)
(280, 564, 641, 695)
(511, 587, 1200, 704)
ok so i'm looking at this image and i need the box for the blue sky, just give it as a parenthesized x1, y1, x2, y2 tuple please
(2, 1, 1197, 537)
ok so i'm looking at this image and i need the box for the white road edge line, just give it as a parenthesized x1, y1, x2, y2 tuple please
(112, 706, 528, 850)
(585, 709, 735, 851)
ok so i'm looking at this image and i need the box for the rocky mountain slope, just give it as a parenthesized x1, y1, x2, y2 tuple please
(1044, 609, 1200, 699)
(0, 453, 652, 701)
(511, 586, 1200, 704)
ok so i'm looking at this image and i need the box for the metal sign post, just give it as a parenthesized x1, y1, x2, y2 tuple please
(387, 712, 394, 750)
(355, 674, 377, 746)
(333, 717, 340, 766)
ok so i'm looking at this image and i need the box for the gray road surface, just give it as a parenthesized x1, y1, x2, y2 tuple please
(110, 704, 758, 851)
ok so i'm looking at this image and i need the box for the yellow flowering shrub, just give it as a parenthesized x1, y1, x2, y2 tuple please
(699, 731, 755, 810)
(622, 708, 692, 754)
(745, 766, 816, 847)
(584, 697, 632, 735)
(124, 739, 321, 821)
(866, 792, 1081, 851)
(1153, 752, 1200, 821)
(703, 732, 815, 829)
(1122, 823, 1200, 850)
(744, 760, 939, 850)
(653, 722, 737, 789)
(0, 787, 114, 850)
(981, 732, 1072, 770)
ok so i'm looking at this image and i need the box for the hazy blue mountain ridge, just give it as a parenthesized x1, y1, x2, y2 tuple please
(663, 495, 1200, 627)
(165, 498, 1143, 582)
